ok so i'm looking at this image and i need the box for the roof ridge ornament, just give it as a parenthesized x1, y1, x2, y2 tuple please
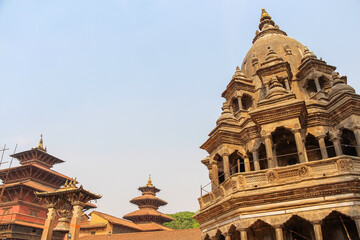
(301, 46, 317, 63)
(146, 175, 153, 187)
(36, 134, 47, 152)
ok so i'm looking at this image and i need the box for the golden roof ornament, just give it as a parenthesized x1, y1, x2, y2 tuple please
(36, 134, 47, 152)
(261, 8, 271, 21)
(146, 175, 153, 187)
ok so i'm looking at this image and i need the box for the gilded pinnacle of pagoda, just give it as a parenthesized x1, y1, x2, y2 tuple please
(260, 8, 270, 21)
(146, 175, 153, 187)
(36, 134, 47, 152)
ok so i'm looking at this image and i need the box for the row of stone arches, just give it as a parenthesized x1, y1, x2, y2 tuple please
(204, 211, 359, 240)
(212, 127, 359, 186)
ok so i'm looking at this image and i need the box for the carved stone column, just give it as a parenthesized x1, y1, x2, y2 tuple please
(41, 204, 57, 240)
(330, 133, 343, 156)
(274, 226, 284, 240)
(252, 150, 260, 171)
(244, 156, 251, 172)
(240, 229, 248, 240)
(292, 128, 307, 163)
(222, 153, 230, 180)
(212, 162, 219, 188)
(263, 133, 275, 168)
(237, 96, 243, 110)
(313, 221, 323, 240)
(284, 79, 290, 91)
(273, 147, 278, 167)
(69, 202, 84, 240)
(314, 77, 321, 92)
(316, 135, 329, 159)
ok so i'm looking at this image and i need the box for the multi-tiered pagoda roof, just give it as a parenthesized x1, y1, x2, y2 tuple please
(123, 177, 173, 231)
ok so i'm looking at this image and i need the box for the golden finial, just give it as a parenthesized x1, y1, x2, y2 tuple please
(64, 179, 69, 188)
(146, 175, 153, 187)
(261, 8, 271, 20)
(37, 134, 44, 149)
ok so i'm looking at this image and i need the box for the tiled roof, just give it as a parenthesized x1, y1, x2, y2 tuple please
(90, 211, 143, 231)
(130, 195, 167, 206)
(0, 180, 56, 192)
(80, 222, 107, 229)
(136, 222, 172, 231)
(123, 208, 174, 221)
(78, 228, 201, 240)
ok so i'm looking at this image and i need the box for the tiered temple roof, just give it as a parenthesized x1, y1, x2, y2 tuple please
(123, 176, 174, 227)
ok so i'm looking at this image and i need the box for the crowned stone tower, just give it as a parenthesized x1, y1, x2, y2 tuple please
(194, 9, 360, 240)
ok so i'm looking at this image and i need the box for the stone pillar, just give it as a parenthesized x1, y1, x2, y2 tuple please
(330, 135, 343, 156)
(273, 147, 278, 167)
(314, 77, 321, 92)
(352, 127, 360, 156)
(313, 221, 323, 240)
(284, 79, 290, 91)
(41, 205, 57, 240)
(240, 229, 248, 240)
(244, 156, 251, 172)
(264, 135, 275, 168)
(252, 150, 260, 171)
(317, 135, 329, 159)
(274, 226, 284, 240)
(292, 128, 307, 163)
(265, 84, 270, 94)
(222, 153, 231, 180)
(212, 162, 219, 187)
(237, 96, 243, 110)
(69, 203, 84, 240)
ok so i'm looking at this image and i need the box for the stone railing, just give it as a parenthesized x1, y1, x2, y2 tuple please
(198, 156, 360, 209)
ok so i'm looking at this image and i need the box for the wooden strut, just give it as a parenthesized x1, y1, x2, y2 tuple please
(339, 214, 352, 240)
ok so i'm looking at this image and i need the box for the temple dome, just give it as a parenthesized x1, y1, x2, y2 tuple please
(240, 10, 305, 77)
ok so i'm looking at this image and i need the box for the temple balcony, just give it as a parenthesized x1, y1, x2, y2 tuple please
(199, 155, 360, 210)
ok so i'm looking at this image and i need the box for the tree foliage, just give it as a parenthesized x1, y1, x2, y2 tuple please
(163, 211, 200, 229)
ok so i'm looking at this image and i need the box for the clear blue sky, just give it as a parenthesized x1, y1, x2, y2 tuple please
(0, 0, 359, 217)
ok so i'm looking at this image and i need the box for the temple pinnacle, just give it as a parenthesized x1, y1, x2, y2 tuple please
(261, 8, 271, 21)
(146, 175, 153, 187)
(36, 134, 46, 152)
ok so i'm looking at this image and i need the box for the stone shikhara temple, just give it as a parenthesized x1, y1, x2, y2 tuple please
(194, 9, 360, 240)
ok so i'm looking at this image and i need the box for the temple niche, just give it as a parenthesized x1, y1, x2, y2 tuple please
(195, 9, 360, 240)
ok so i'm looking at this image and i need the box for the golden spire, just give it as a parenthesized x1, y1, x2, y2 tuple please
(36, 134, 46, 152)
(261, 8, 271, 21)
(146, 175, 153, 187)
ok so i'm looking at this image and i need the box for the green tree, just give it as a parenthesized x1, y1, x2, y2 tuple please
(163, 211, 200, 229)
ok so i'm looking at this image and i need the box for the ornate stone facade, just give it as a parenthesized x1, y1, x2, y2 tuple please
(194, 9, 360, 240)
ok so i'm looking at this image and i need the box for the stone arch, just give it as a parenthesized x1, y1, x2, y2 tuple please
(322, 211, 360, 240)
(272, 127, 299, 167)
(247, 219, 276, 240)
(203, 234, 210, 240)
(283, 215, 315, 240)
(231, 97, 240, 114)
(229, 151, 244, 175)
(215, 229, 226, 240)
(305, 133, 322, 161)
(214, 154, 225, 184)
(241, 94, 253, 111)
(324, 133, 336, 158)
(340, 128, 358, 156)
(257, 143, 268, 170)
(228, 224, 241, 240)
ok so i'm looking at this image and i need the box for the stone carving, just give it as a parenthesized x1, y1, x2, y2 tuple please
(337, 159, 354, 171)
(298, 165, 309, 177)
(266, 170, 278, 182)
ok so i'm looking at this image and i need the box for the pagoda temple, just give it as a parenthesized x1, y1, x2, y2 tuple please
(123, 176, 174, 231)
(195, 9, 360, 240)
(0, 136, 78, 240)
